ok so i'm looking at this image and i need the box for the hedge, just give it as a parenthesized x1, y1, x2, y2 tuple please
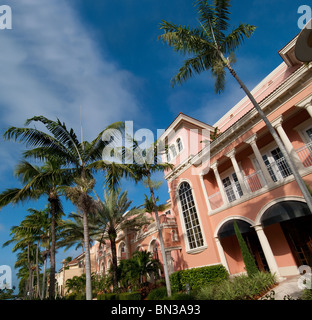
(97, 292, 141, 300)
(170, 264, 229, 292)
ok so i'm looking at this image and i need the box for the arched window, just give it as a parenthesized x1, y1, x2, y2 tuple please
(178, 182, 204, 250)
(170, 145, 177, 157)
(176, 138, 183, 152)
(171, 229, 178, 242)
(150, 239, 159, 260)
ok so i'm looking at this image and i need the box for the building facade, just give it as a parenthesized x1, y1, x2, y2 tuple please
(159, 34, 312, 279)
(62, 33, 312, 287)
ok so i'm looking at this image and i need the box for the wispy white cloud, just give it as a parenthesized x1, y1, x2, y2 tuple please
(0, 0, 145, 140)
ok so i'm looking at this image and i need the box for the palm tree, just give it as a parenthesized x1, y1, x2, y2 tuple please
(129, 141, 173, 297)
(3, 116, 124, 300)
(22, 207, 51, 299)
(3, 219, 38, 299)
(132, 250, 161, 285)
(0, 159, 69, 299)
(158, 0, 312, 212)
(58, 211, 97, 253)
(143, 194, 170, 215)
(93, 188, 150, 292)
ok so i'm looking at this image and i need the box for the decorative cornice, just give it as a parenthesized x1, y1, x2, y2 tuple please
(164, 64, 312, 181)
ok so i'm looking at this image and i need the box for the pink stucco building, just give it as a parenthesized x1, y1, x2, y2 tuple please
(90, 33, 312, 281)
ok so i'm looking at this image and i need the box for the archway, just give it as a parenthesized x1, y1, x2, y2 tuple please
(117, 242, 126, 261)
(218, 218, 269, 274)
(261, 200, 312, 267)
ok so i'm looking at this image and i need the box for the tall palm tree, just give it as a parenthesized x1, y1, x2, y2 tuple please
(3, 116, 124, 300)
(58, 211, 97, 253)
(3, 217, 39, 299)
(122, 141, 174, 297)
(93, 188, 150, 292)
(0, 159, 69, 299)
(158, 0, 312, 212)
(21, 207, 51, 299)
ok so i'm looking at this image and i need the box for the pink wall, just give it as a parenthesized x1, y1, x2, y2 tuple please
(264, 224, 297, 268)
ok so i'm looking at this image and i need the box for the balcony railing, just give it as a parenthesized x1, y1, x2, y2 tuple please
(296, 141, 312, 168)
(224, 181, 243, 203)
(265, 157, 292, 182)
(207, 160, 290, 211)
(244, 170, 266, 193)
(208, 191, 224, 210)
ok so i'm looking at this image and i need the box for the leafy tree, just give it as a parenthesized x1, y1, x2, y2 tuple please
(233, 220, 258, 277)
(132, 250, 161, 285)
(93, 188, 150, 292)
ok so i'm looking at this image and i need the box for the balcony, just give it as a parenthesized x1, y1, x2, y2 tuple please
(131, 217, 178, 243)
(208, 191, 224, 210)
(296, 141, 312, 168)
(206, 144, 312, 214)
(244, 170, 266, 193)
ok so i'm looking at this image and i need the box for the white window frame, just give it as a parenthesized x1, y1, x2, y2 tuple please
(176, 180, 207, 254)
(220, 168, 243, 203)
(176, 137, 184, 153)
(260, 146, 292, 182)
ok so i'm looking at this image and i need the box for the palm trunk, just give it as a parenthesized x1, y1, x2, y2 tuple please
(48, 199, 56, 299)
(109, 230, 118, 292)
(83, 210, 92, 300)
(42, 252, 47, 299)
(224, 61, 312, 213)
(27, 243, 32, 299)
(36, 240, 42, 300)
(147, 172, 172, 297)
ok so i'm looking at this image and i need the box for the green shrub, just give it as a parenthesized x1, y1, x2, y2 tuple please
(301, 289, 312, 300)
(196, 271, 276, 300)
(65, 292, 86, 300)
(170, 264, 229, 292)
(118, 292, 141, 300)
(97, 292, 141, 300)
(146, 287, 168, 300)
(168, 292, 196, 300)
(97, 293, 117, 300)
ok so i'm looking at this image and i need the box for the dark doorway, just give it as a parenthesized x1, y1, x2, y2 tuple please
(281, 215, 312, 267)
(218, 219, 269, 272)
(243, 232, 269, 272)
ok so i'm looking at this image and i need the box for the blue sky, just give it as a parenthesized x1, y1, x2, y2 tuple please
(0, 0, 307, 291)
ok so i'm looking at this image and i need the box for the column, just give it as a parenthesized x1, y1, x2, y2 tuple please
(226, 149, 248, 195)
(254, 224, 284, 281)
(215, 236, 230, 273)
(124, 228, 130, 259)
(245, 134, 273, 185)
(211, 161, 228, 205)
(296, 97, 312, 118)
(272, 115, 305, 170)
(199, 172, 212, 212)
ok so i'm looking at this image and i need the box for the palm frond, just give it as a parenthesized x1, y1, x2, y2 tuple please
(159, 21, 212, 54)
(221, 23, 256, 54)
(25, 116, 83, 165)
(171, 55, 208, 87)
